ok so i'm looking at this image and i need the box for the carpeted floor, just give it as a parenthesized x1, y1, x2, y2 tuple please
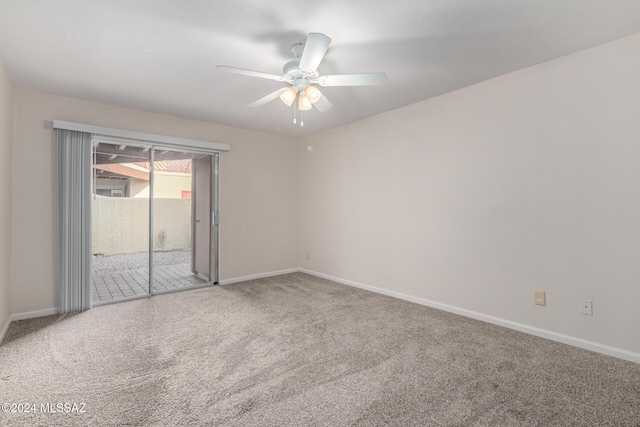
(1, 272, 639, 426)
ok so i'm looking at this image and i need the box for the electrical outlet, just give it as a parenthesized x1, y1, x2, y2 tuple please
(580, 299, 593, 316)
(534, 290, 546, 306)
(305, 251, 310, 260)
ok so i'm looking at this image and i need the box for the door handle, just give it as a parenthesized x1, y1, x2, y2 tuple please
(195, 219, 201, 223)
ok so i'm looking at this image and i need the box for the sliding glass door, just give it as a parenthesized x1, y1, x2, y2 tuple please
(91, 142, 152, 303)
(191, 155, 212, 280)
(151, 150, 215, 294)
(91, 142, 218, 305)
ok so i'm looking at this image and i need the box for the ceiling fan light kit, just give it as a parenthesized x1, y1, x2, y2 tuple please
(217, 33, 387, 126)
(298, 94, 313, 111)
(279, 87, 297, 106)
(304, 85, 321, 103)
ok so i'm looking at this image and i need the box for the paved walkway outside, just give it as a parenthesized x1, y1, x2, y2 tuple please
(91, 263, 208, 302)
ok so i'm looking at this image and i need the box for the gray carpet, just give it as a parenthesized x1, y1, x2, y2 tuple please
(1, 272, 639, 426)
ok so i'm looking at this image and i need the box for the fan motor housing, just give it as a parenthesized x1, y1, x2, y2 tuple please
(283, 59, 300, 75)
(283, 59, 319, 86)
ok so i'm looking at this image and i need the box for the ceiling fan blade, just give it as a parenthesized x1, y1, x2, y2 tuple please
(216, 65, 284, 81)
(248, 88, 288, 108)
(312, 92, 333, 113)
(318, 73, 387, 87)
(299, 33, 331, 73)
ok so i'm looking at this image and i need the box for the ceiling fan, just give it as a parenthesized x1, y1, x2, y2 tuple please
(217, 33, 387, 125)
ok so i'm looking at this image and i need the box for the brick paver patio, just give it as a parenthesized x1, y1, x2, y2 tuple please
(91, 263, 208, 302)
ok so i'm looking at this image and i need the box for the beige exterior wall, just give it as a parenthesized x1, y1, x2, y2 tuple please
(153, 198, 192, 251)
(154, 173, 192, 199)
(92, 197, 191, 255)
(129, 178, 148, 198)
(0, 57, 14, 334)
(12, 91, 298, 314)
(129, 172, 191, 199)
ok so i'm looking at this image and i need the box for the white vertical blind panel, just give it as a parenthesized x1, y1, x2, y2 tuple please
(58, 130, 92, 313)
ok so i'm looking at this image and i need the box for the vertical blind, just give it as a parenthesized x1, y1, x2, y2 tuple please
(57, 129, 92, 313)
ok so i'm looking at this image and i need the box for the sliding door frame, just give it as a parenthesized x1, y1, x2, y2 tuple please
(213, 152, 220, 284)
(89, 138, 222, 306)
(54, 121, 229, 311)
(148, 148, 155, 293)
(91, 137, 153, 305)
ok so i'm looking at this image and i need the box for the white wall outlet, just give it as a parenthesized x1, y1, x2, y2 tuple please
(580, 299, 593, 316)
(534, 290, 546, 306)
(305, 251, 310, 260)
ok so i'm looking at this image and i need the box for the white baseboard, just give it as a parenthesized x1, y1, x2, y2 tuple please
(0, 315, 11, 345)
(7, 268, 302, 321)
(300, 268, 640, 365)
(12, 307, 59, 321)
(0, 308, 59, 345)
(5, 269, 638, 364)
(219, 268, 300, 286)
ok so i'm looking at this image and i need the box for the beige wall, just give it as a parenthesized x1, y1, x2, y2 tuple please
(92, 196, 150, 256)
(154, 173, 191, 199)
(0, 58, 14, 333)
(92, 197, 191, 255)
(12, 91, 298, 314)
(129, 178, 148, 198)
(130, 173, 191, 199)
(153, 198, 191, 251)
(299, 33, 640, 355)
(91, 196, 191, 255)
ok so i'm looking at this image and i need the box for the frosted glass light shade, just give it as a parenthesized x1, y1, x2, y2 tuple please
(280, 87, 297, 106)
(298, 94, 312, 111)
(304, 85, 322, 104)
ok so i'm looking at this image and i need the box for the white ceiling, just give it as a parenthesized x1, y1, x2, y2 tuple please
(1, 0, 640, 138)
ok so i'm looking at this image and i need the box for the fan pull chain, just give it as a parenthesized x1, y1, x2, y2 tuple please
(293, 93, 297, 124)
(301, 109, 304, 127)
